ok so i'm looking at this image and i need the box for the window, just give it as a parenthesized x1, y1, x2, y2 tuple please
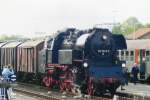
(125, 51, 129, 60)
(146, 51, 150, 56)
(146, 57, 150, 61)
(121, 51, 124, 56)
(130, 51, 134, 61)
(146, 51, 150, 61)
(130, 51, 134, 56)
(126, 51, 129, 56)
(120, 51, 125, 60)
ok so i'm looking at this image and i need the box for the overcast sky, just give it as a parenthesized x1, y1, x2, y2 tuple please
(0, 0, 150, 36)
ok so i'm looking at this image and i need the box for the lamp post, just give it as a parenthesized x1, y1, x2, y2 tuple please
(133, 24, 136, 39)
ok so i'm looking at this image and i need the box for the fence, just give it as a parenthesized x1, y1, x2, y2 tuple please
(0, 87, 11, 100)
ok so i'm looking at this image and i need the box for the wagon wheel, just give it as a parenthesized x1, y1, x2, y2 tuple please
(109, 87, 116, 97)
(87, 78, 94, 95)
(65, 70, 74, 92)
(80, 81, 87, 94)
(60, 69, 74, 92)
(66, 80, 73, 91)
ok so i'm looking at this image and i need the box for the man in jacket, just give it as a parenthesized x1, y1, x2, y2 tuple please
(2, 65, 14, 82)
(131, 63, 139, 85)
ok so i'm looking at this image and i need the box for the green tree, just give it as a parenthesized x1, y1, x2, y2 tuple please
(0, 35, 20, 41)
(144, 23, 150, 28)
(112, 24, 121, 34)
(112, 17, 144, 35)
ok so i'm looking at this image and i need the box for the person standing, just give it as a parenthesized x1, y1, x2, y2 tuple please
(2, 65, 14, 82)
(1, 66, 12, 100)
(131, 63, 139, 85)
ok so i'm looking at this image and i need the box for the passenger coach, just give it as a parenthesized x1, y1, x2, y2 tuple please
(118, 39, 150, 81)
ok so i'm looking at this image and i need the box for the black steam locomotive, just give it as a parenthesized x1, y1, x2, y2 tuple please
(42, 28, 127, 95)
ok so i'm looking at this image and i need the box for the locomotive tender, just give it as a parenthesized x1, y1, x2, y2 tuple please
(42, 28, 127, 95)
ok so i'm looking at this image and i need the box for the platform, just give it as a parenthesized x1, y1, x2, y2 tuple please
(117, 83, 150, 99)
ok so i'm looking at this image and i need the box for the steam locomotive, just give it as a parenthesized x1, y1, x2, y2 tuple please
(41, 28, 127, 95)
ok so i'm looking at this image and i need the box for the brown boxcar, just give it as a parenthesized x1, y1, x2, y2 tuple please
(0, 42, 8, 69)
(1, 41, 22, 70)
(17, 40, 44, 73)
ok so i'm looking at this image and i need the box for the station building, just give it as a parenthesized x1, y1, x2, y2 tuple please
(126, 28, 150, 40)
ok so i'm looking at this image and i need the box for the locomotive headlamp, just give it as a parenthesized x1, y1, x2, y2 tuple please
(83, 62, 88, 68)
(122, 63, 126, 67)
(102, 35, 107, 40)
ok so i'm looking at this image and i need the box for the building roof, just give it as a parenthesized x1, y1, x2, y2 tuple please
(126, 28, 150, 39)
(126, 39, 150, 49)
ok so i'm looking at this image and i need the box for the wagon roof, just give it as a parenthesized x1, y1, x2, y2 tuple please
(126, 39, 150, 49)
(0, 42, 8, 47)
(2, 41, 22, 48)
(18, 39, 44, 48)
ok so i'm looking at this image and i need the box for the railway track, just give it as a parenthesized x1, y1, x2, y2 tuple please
(14, 88, 59, 100)
(13, 82, 134, 100)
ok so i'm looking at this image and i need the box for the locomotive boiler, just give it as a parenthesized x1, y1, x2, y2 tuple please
(42, 28, 127, 95)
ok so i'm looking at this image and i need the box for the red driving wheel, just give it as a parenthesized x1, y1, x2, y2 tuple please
(43, 76, 52, 87)
(87, 78, 94, 95)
